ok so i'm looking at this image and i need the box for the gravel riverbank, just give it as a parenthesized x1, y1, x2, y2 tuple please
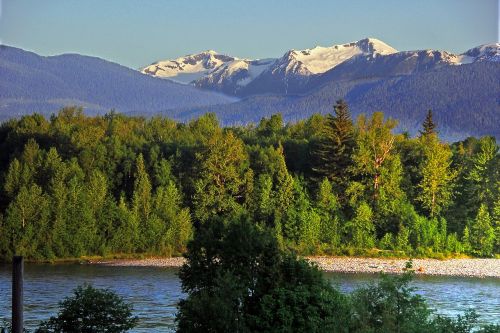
(97, 257, 500, 278)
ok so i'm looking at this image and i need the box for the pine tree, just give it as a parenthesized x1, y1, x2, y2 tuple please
(132, 154, 153, 250)
(419, 110, 437, 137)
(312, 100, 355, 190)
(132, 154, 152, 222)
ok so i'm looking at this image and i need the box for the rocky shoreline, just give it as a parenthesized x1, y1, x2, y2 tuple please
(96, 257, 500, 278)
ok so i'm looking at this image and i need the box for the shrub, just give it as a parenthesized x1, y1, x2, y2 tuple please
(36, 284, 138, 333)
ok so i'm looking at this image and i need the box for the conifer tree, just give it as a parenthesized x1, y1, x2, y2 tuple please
(132, 154, 153, 250)
(312, 100, 355, 190)
(132, 154, 152, 222)
(419, 110, 437, 137)
(465, 137, 499, 212)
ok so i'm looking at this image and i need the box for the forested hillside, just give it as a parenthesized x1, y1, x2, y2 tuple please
(0, 104, 498, 260)
(0, 45, 235, 121)
(170, 62, 500, 141)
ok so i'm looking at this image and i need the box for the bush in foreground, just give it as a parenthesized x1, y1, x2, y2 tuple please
(176, 215, 352, 332)
(35, 284, 138, 333)
(177, 216, 500, 333)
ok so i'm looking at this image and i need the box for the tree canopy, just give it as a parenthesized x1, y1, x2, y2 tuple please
(0, 106, 498, 260)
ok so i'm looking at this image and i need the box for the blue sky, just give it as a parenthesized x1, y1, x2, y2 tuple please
(0, 0, 498, 68)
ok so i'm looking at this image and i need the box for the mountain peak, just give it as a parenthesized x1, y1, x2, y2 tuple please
(200, 50, 219, 56)
(141, 50, 236, 84)
(281, 38, 397, 75)
(356, 37, 398, 54)
(462, 43, 500, 62)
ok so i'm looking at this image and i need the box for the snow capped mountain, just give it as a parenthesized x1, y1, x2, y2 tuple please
(193, 58, 275, 95)
(461, 43, 500, 62)
(140, 38, 499, 97)
(390, 43, 499, 67)
(140, 38, 397, 90)
(237, 38, 399, 95)
(141, 50, 236, 84)
(283, 38, 397, 75)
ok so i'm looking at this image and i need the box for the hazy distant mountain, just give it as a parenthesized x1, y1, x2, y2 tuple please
(160, 62, 500, 141)
(0, 45, 235, 121)
(2, 39, 499, 140)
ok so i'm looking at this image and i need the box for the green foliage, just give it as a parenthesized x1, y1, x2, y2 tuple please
(347, 202, 376, 249)
(417, 134, 457, 217)
(177, 221, 499, 332)
(351, 266, 431, 333)
(193, 130, 249, 222)
(4, 184, 51, 259)
(379, 233, 395, 250)
(0, 105, 497, 260)
(176, 216, 351, 333)
(311, 99, 355, 193)
(469, 204, 495, 256)
(315, 178, 342, 247)
(36, 284, 138, 333)
(466, 137, 498, 211)
(351, 112, 399, 202)
(420, 109, 437, 137)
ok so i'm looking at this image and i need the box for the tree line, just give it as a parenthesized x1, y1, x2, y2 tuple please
(0, 102, 498, 260)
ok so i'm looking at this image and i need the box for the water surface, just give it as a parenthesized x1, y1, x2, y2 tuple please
(0, 264, 498, 332)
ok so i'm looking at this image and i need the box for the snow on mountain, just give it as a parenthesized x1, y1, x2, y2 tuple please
(0, 45, 237, 120)
(140, 50, 235, 84)
(398, 43, 499, 66)
(288, 38, 397, 74)
(140, 39, 499, 97)
(141, 38, 397, 88)
(238, 38, 398, 96)
(461, 43, 500, 62)
(193, 58, 275, 95)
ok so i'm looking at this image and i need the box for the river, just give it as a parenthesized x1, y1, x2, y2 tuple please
(0, 264, 499, 332)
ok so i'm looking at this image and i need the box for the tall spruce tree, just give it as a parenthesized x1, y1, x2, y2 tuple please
(312, 100, 354, 191)
(419, 110, 437, 137)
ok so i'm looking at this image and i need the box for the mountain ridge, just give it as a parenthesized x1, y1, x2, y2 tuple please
(1, 40, 499, 141)
(140, 38, 499, 97)
(0, 45, 236, 121)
